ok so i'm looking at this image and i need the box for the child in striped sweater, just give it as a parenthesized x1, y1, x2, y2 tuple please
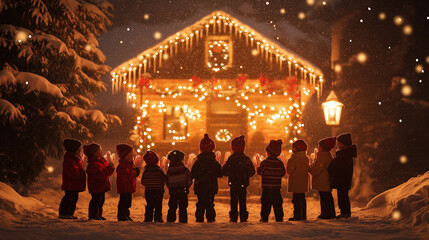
(166, 150, 192, 223)
(141, 151, 166, 223)
(257, 139, 286, 222)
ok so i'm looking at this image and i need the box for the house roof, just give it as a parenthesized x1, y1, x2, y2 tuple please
(111, 10, 324, 78)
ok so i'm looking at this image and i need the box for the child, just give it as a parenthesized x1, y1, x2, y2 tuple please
(309, 137, 336, 219)
(286, 140, 309, 221)
(85, 143, 114, 220)
(191, 134, 223, 222)
(116, 144, 142, 221)
(141, 150, 166, 223)
(258, 139, 286, 222)
(222, 135, 255, 222)
(59, 139, 86, 219)
(328, 133, 357, 219)
(166, 150, 192, 223)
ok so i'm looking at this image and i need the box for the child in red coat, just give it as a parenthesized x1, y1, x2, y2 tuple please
(59, 139, 86, 219)
(141, 151, 166, 222)
(116, 144, 142, 221)
(85, 143, 114, 220)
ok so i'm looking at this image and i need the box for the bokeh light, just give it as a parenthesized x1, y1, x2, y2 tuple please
(15, 31, 28, 43)
(251, 49, 259, 56)
(306, 0, 315, 6)
(298, 12, 306, 20)
(401, 85, 412, 96)
(391, 210, 401, 220)
(334, 64, 342, 73)
(154, 31, 162, 40)
(356, 52, 368, 64)
(415, 64, 423, 73)
(379, 12, 386, 20)
(394, 16, 403, 25)
(144, 14, 150, 20)
(163, 53, 169, 60)
(426, 56, 429, 64)
(399, 155, 408, 164)
(400, 78, 407, 84)
(280, 8, 286, 14)
(403, 25, 413, 35)
(322, 1, 327, 5)
(84, 44, 92, 52)
(46, 166, 54, 173)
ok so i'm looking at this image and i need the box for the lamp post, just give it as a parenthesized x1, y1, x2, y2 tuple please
(322, 90, 343, 136)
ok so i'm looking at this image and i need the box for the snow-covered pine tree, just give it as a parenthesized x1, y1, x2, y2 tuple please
(0, 0, 120, 187)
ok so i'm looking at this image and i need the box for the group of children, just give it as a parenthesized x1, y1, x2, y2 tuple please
(59, 132, 357, 223)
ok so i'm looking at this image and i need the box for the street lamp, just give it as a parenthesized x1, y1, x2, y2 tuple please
(322, 90, 343, 126)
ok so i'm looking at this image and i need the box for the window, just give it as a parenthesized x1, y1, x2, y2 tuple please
(164, 106, 188, 141)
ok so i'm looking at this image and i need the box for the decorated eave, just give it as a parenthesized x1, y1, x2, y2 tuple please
(110, 10, 324, 91)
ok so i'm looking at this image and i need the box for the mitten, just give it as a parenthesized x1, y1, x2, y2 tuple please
(134, 155, 143, 168)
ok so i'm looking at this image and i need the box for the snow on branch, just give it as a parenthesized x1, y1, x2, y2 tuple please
(0, 69, 63, 98)
(54, 111, 76, 125)
(65, 106, 108, 129)
(402, 98, 429, 109)
(0, 99, 26, 122)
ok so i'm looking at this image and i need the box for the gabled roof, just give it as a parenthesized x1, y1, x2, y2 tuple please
(111, 10, 323, 77)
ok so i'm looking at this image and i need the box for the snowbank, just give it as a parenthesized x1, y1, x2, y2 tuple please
(0, 182, 45, 213)
(366, 171, 429, 232)
(0, 69, 64, 98)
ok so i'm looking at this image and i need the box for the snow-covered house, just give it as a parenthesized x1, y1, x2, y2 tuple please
(111, 10, 324, 155)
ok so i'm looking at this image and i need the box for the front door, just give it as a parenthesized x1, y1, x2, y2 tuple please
(206, 100, 247, 152)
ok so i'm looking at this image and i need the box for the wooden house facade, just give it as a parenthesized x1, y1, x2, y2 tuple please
(111, 11, 324, 156)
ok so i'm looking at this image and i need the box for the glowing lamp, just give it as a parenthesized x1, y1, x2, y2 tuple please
(322, 91, 343, 126)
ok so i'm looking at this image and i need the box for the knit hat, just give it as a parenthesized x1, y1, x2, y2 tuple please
(231, 135, 245, 153)
(83, 143, 101, 157)
(63, 139, 81, 153)
(143, 150, 159, 165)
(168, 150, 185, 162)
(337, 133, 352, 146)
(319, 137, 337, 151)
(292, 140, 308, 152)
(116, 144, 133, 159)
(200, 133, 215, 152)
(266, 139, 283, 157)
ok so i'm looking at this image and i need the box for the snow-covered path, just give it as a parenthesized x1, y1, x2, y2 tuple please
(0, 192, 424, 240)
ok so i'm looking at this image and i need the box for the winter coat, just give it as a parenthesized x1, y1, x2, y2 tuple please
(286, 151, 309, 193)
(222, 152, 255, 188)
(191, 151, 223, 195)
(328, 145, 357, 190)
(309, 151, 333, 192)
(257, 156, 286, 189)
(141, 164, 166, 191)
(62, 152, 86, 192)
(86, 156, 114, 194)
(166, 161, 192, 190)
(116, 159, 140, 194)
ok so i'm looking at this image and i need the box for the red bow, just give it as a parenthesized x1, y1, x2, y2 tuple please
(191, 76, 201, 88)
(139, 77, 150, 89)
(259, 74, 269, 87)
(285, 76, 298, 93)
(235, 74, 247, 89)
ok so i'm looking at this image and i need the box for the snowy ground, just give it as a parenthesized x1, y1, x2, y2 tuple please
(1, 171, 427, 240)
